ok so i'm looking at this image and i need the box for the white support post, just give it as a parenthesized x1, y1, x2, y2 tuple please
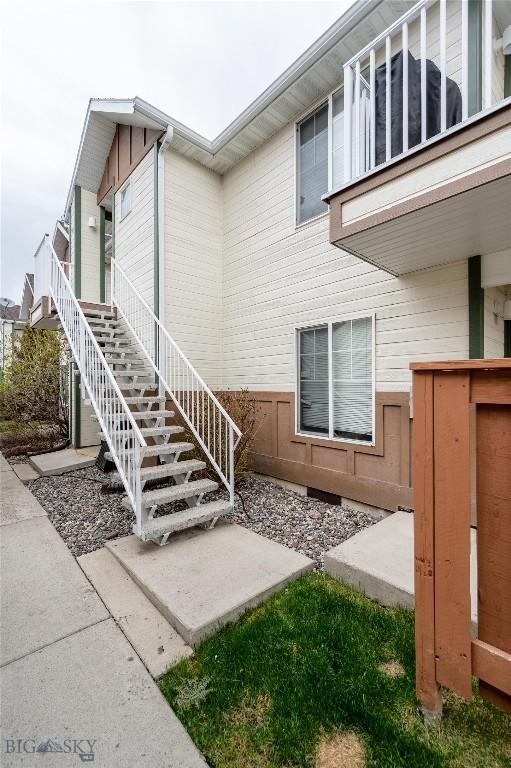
(440, 0, 447, 133)
(402, 22, 409, 153)
(484, 0, 493, 109)
(461, 0, 469, 121)
(420, 6, 427, 143)
(355, 60, 361, 177)
(343, 64, 353, 182)
(369, 47, 376, 169)
(385, 35, 392, 162)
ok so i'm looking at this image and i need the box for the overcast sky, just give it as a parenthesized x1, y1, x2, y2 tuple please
(0, 0, 356, 302)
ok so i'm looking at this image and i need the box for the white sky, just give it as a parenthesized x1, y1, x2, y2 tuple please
(1, 0, 355, 302)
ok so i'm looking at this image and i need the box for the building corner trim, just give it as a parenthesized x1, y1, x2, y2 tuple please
(468, 255, 484, 358)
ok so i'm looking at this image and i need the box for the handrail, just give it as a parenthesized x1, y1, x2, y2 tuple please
(45, 236, 146, 532)
(342, 0, 496, 183)
(111, 259, 241, 504)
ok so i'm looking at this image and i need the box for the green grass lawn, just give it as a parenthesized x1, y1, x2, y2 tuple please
(160, 574, 510, 768)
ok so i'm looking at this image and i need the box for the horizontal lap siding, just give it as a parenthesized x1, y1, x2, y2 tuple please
(222, 122, 469, 393)
(164, 151, 223, 386)
(115, 151, 155, 310)
(484, 286, 505, 358)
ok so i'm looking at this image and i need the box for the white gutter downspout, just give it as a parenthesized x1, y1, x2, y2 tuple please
(157, 125, 174, 331)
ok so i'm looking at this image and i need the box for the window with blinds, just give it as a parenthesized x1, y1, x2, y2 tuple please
(297, 316, 374, 443)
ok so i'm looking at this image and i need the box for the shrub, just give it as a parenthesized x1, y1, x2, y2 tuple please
(178, 388, 260, 486)
(0, 327, 68, 448)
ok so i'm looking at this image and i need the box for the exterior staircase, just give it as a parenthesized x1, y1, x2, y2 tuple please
(36, 235, 241, 546)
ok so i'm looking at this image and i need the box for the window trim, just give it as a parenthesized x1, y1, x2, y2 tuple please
(294, 312, 376, 447)
(295, 99, 330, 226)
(119, 182, 132, 221)
(294, 77, 371, 227)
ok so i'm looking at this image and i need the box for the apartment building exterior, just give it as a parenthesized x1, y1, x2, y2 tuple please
(30, 0, 511, 532)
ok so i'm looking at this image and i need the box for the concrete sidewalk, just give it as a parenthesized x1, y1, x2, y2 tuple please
(0, 454, 206, 767)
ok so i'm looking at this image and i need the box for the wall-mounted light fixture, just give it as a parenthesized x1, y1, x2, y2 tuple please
(88, 216, 97, 229)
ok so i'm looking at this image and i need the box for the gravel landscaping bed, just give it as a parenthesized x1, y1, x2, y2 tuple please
(229, 475, 378, 567)
(26, 464, 134, 557)
(13, 454, 378, 565)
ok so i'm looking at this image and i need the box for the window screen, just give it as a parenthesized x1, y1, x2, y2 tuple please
(332, 317, 373, 441)
(297, 317, 374, 443)
(297, 103, 328, 224)
(299, 326, 329, 435)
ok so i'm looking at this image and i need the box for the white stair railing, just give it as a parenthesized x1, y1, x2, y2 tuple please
(44, 236, 147, 534)
(111, 260, 242, 505)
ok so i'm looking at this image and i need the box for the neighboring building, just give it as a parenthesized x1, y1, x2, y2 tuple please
(30, 0, 511, 541)
(0, 302, 22, 369)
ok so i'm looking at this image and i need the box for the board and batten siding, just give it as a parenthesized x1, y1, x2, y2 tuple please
(114, 150, 155, 310)
(221, 121, 469, 393)
(164, 150, 223, 386)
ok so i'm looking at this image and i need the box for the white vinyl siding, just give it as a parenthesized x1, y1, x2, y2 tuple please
(484, 286, 505, 358)
(80, 189, 101, 304)
(164, 150, 223, 386)
(222, 120, 469, 394)
(114, 151, 155, 310)
(120, 183, 132, 220)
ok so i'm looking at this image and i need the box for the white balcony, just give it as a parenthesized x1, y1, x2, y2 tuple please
(326, 0, 511, 276)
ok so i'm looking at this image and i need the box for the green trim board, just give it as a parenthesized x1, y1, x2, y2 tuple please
(74, 185, 82, 299)
(468, 255, 484, 359)
(99, 207, 106, 303)
(73, 366, 81, 448)
(505, 320, 511, 358)
(468, 0, 482, 117)
(505, 55, 511, 99)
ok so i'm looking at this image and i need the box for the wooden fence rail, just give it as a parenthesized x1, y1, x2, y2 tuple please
(411, 359, 511, 719)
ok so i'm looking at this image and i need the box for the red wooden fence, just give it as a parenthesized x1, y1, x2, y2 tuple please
(412, 359, 511, 718)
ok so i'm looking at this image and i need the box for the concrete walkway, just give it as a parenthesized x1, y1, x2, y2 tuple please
(0, 454, 206, 767)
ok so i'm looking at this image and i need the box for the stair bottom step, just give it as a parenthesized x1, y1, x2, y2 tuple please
(140, 500, 232, 541)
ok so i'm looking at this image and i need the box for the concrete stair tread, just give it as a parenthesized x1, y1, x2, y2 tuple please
(139, 478, 218, 508)
(131, 409, 175, 420)
(140, 499, 232, 539)
(123, 396, 165, 404)
(116, 426, 183, 438)
(78, 548, 192, 678)
(107, 442, 194, 461)
(139, 460, 206, 481)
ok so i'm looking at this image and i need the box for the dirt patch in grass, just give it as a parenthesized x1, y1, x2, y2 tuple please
(316, 731, 366, 768)
(232, 693, 271, 728)
(379, 660, 405, 677)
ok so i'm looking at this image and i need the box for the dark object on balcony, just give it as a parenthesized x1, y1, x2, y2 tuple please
(374, 49, 462, 166)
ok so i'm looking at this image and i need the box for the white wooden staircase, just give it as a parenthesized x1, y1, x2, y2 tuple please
(36, 235, 241, 545)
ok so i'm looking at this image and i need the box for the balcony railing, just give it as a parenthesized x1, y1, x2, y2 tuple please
(342, 0, 508, 184)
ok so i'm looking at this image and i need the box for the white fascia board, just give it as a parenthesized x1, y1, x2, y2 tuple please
(64, 99, 138, 217)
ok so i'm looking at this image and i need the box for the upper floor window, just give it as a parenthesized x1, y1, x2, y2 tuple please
(297, 102, 328, 224)
(120, 183, 132, 220)
(297, 315, 374, 443)
(296, 84, 370, 224)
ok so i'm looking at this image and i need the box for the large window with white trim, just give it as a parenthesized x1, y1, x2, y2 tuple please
(297, 315, 374, 443)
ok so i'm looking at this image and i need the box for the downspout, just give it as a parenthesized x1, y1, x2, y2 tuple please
(157, 126, 174, 331)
